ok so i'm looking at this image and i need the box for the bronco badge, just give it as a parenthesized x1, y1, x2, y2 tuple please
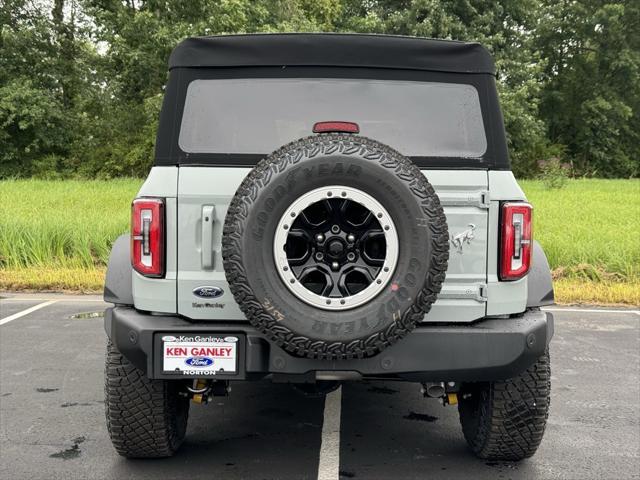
(451, 224, 476, 254)
(193, 286, 224, 299)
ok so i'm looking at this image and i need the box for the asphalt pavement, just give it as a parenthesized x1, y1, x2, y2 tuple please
(0, 293, 638, 480)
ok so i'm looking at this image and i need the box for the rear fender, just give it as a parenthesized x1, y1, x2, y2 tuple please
(527, 241, 554, 307)
(104, 234, 133, 306)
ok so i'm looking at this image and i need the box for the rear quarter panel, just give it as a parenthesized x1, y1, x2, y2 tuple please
(486, 171, 528, 315)
(131, 167, 178, 313)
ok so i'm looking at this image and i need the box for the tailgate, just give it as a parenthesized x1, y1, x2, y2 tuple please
(176, 168, 488, 322)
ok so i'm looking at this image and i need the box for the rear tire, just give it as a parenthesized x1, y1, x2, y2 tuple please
(457, 350, 551, 461)
(105, 341, 189, 458)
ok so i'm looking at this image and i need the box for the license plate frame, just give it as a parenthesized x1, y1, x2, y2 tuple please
(156, 333, 245, 379)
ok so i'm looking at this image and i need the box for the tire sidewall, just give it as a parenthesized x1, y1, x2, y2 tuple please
(243, 153, 434, 343)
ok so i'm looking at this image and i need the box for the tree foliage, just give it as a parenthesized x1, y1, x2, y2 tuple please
(1, 0, 638, 178)
(537, 0, 639, 177)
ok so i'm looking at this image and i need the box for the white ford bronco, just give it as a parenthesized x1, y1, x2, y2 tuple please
(103, 33, 554, 460)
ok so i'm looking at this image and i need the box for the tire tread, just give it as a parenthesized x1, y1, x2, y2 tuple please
(104, 342, 189, 458)
(459, 350, 551, 460)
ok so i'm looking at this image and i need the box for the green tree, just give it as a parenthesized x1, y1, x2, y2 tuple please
(1, 0, 637, 179)
(0, 0, 98, 177)
(537, 0, 639, 177)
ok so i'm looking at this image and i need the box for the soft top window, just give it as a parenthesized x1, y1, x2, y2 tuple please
(178, 78, 487, 158)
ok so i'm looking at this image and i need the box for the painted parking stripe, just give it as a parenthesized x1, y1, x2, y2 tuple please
(0, 300, 58, 326)
(317, 386, 342, 480)
(543, 307, 640, 316)
(1, 297, 104, 303)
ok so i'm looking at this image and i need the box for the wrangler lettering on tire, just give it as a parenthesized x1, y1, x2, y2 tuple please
(222, 134, 449, 360)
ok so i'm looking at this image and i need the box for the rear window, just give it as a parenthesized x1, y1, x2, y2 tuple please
(178, 78, 487, 158)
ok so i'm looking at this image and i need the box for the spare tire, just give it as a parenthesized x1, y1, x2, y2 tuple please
(222, 134, 448, 359)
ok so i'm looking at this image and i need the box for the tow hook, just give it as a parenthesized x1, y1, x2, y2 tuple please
(421, 382, 459, 406)
(186, 380, 231, 404)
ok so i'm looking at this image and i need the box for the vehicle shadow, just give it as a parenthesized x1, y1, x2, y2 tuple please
(107, 381, 324, 480)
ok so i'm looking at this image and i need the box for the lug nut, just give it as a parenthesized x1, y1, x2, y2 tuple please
(315, 233, 324, 243)
(347, 252, 356, 261)
(331, 225, 340, 234)
(315, 252, 324, 261)
(347, 233, 356, 243)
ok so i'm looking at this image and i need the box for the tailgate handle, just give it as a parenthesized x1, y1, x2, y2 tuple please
(201, 205, 215, 269)
(437, 284, 487, 302)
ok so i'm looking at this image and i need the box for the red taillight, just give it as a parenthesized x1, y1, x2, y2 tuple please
(131, 198, 165, 277)
(312, 121, 360, 134)
(500, 202, 532, 281)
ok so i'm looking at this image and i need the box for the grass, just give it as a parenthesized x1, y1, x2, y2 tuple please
(0, 178, 638, 305)
(520, 179, 640, 282)
(552, 278, 639, 306)
(521, 178, 640, 305)
(0, 179, 140, 291)
(0, 267, 107, 292)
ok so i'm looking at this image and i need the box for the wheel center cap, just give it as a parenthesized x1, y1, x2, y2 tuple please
(327, 239, 345, 257)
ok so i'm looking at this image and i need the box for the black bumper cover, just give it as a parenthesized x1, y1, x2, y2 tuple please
(104, 307, 553, 382)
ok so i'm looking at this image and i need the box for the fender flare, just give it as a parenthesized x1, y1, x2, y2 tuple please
(527, 240, 555, 307)
(104, 234, 134, 306)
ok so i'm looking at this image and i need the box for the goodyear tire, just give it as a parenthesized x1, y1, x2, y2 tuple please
(105, 342, 189, 458)
(222, 134, 449, 360)
(458, 349, 551, 460)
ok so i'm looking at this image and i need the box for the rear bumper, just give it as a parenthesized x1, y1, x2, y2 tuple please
(104, 307, 553, 382)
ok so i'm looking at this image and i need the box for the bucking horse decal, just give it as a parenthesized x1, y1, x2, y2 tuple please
(451, 223, 476, 254)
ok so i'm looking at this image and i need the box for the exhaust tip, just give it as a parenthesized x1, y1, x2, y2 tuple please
(423, 382, 445, 398)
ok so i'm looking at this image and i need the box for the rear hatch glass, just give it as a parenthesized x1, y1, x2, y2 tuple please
(178, 78, 487, 158)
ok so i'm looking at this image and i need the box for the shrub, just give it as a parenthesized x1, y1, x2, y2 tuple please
(538, 157, 571, 189)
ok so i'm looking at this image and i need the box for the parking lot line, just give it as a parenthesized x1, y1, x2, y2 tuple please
(544, 307, 640, 315)
(1, 296, 104, 302)
(317, 386, 342, 480)
(0, 300, 58, 325)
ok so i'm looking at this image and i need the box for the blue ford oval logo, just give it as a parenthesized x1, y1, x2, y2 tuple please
(185, 357, 214, 367)
(193, 286, 224, 298)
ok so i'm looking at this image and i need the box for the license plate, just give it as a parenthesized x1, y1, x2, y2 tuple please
(162, 334, 238, 375)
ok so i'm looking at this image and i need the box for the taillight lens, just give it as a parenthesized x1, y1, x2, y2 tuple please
(131, 198, 165, 277)
(500, 202, 532, 281)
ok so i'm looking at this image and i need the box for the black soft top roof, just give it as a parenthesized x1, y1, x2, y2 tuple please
(169, 33, 495, 75)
